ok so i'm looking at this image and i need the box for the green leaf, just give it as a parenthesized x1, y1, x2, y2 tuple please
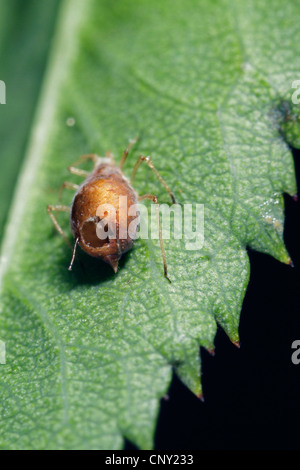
(0, 0, 59, 240)
(0, 0, 299, 450)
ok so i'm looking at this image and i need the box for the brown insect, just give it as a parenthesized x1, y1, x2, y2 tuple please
(47, 139, 175, 281)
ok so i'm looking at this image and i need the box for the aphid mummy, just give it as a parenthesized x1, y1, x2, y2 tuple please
(47, 140, 175, 281)
(70, 160, 138, 273)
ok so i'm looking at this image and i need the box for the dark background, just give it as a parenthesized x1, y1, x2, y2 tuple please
(151, 147, 300, 450)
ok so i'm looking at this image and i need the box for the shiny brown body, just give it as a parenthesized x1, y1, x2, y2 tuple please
(47, 141, 175, 280)
(71, 162, 138, 272)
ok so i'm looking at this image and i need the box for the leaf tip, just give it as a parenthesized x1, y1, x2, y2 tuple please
(206, 347, 215, 356)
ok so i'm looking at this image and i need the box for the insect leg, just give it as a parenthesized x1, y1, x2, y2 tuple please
(138, 194, 171, 283)
(132, 155, 176, 203)
(68, 153, 100, 176)
(119, 138, 139, 170)
(47, 204, 72, 248)
(58, 182, 79, 202)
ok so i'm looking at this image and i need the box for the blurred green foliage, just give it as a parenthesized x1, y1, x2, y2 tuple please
(0, 0, 59, 240)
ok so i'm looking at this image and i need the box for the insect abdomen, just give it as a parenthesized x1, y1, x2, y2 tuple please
(70, 164, 139, 271)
